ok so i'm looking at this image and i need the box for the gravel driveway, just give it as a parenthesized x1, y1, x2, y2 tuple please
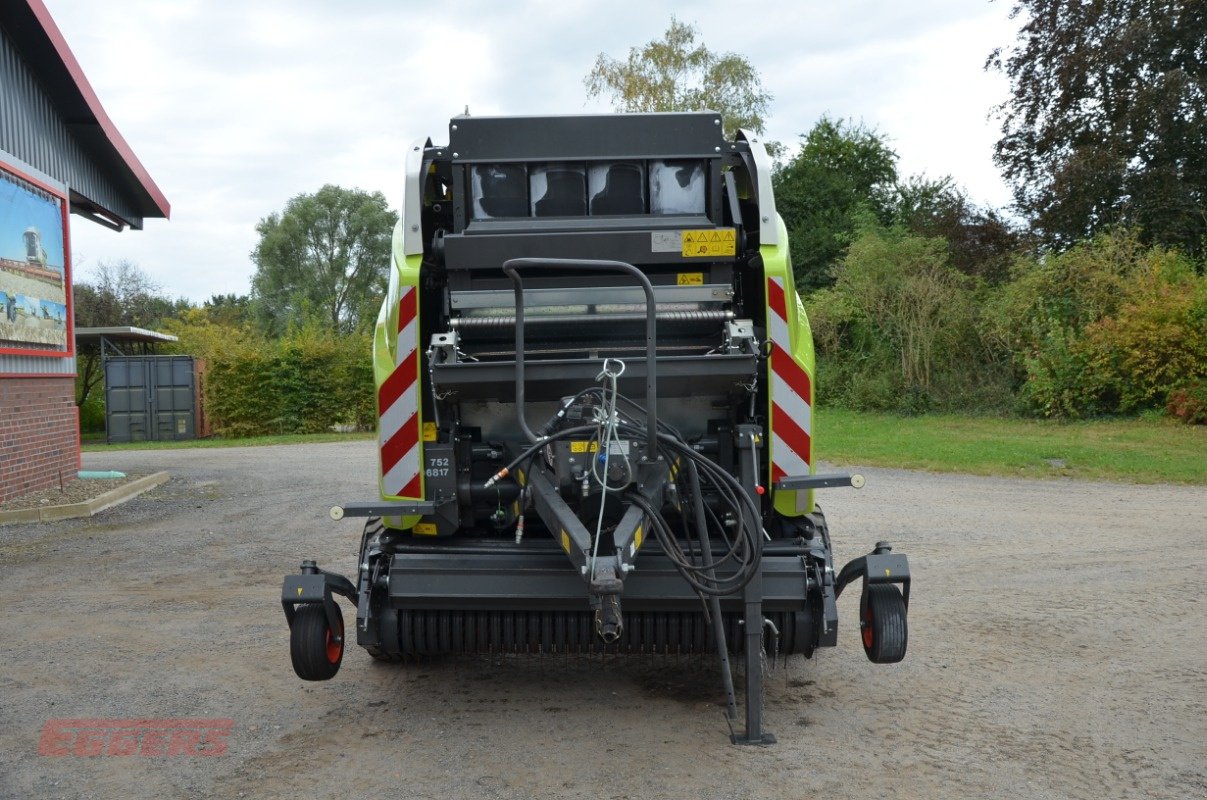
(1, 440, 1204, 799)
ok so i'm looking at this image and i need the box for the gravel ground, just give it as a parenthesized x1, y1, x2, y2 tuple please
(0, 440, 1203, 800)
(0, 473, 148, 511)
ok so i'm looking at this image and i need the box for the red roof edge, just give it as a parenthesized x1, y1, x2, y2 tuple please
(26, 0, 171, 220)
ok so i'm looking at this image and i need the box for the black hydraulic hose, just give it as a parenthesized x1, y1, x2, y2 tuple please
(502, 264, 541, 444)
(687, 458, 738, 721)
(502, 258, 659, 462)
(485, 424, 600, 487)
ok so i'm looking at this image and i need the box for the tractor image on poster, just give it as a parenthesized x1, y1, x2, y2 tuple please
(281, 112, 911, 744)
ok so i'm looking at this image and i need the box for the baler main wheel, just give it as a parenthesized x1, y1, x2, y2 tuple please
(859, 584, 907, 664)
(290, 603, 344, 680)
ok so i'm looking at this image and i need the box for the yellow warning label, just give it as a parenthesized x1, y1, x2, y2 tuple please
(682, 228, 737, 258)
(569, 441, 599, 453)
(422, 422, 437, 442)
(560, 530, 571, 553)
(634, 525, 644, 550)
(676, 272, 704, 286)
(413, 522, 438, 536)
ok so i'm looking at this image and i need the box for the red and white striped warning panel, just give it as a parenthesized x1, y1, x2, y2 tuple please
(378, 287, 422, 498)
(766, 275, 812, 482)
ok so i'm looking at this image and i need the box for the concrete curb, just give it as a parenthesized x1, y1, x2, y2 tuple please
(0, 472, 171, 525)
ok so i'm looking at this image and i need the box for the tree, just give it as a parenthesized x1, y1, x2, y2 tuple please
(72, 260, 186, 407)
(73, 260, 179, 329)
(251, 185, 398, 336)
(773, 117, 898, 289)
(891, 175, 1023, 285)
(585, 18, 772, 136)
(988, 1, 1207, 256)
(201, 293, 253, 328)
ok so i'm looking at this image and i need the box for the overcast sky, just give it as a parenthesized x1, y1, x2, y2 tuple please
(42, 0, 1020, 302)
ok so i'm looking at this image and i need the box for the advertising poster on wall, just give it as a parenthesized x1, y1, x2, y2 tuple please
(0, 163, 71, 354)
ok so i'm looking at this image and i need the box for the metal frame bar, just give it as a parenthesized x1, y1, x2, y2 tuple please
(733, 423, 775, 745)
(330, 500, 440, 520)
(773, 473, 865, 491)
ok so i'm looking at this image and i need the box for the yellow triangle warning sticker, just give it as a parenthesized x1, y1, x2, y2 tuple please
(680, 228, 738, 258)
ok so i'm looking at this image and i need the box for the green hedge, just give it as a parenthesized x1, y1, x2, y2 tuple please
(204, 335, 374, 437)
(164, 312, 375, 437)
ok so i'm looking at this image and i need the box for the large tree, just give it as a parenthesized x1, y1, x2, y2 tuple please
(585, 17, 772, 136)
(773, 117, 898, 289)
(891, 175, 1023, 285)
(251, 185, 398, 336)
(989, 0, 1207, 255)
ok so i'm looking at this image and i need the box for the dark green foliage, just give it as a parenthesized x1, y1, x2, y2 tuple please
(774, 118, 898, 290)
(78, 390, 105, 434)
(989, 0, 1207, 256)
(202, 332, 375, 437)
(806, 225, 1012, 413)
(251, 185, 398, 336)
(202, 293, 252, 327)
(163, 315, 374, 437)
(890, 175, 1023, 285)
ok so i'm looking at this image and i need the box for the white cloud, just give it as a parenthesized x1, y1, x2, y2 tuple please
(44, 0, 1019, 301)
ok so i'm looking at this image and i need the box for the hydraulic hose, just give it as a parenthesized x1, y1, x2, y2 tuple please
(502, 258, 659, 461)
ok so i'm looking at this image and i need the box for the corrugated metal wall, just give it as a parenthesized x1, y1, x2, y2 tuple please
(0, 26, 142, 227)
(0, 353, 75, 375)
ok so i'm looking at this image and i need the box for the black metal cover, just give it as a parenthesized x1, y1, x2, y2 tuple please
(448, 113, 725, 162)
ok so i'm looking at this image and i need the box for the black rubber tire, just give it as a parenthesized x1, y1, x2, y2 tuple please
(860, 584, 907, 664)
(289, 603, 344, 680)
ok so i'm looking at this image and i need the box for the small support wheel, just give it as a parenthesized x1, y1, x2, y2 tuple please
(290, 603, 344, 680)
(860, 584, 907, 664)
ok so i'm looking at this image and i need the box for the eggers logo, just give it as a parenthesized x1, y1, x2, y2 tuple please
(38, 719, 232, 757)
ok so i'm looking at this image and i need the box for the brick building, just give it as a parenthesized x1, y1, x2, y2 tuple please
(0, 0, 169, 502)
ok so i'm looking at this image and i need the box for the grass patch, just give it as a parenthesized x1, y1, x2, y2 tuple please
(81, 431, 375, 452)
(816, 409, 1207, 484)
(81, 414, 1205, 484)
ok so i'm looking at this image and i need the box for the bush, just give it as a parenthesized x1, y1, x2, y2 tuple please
(78, 389, 105, 434)
(162, 311, 374, 437)
(1079, 263, 1207, 413)
(1167, 381, 1207, 425)
(986, 228, 1206, 417)
(806, 224, 1009, 412)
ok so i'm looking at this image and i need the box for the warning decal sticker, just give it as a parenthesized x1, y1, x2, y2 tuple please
(682, 229, 737, 258)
